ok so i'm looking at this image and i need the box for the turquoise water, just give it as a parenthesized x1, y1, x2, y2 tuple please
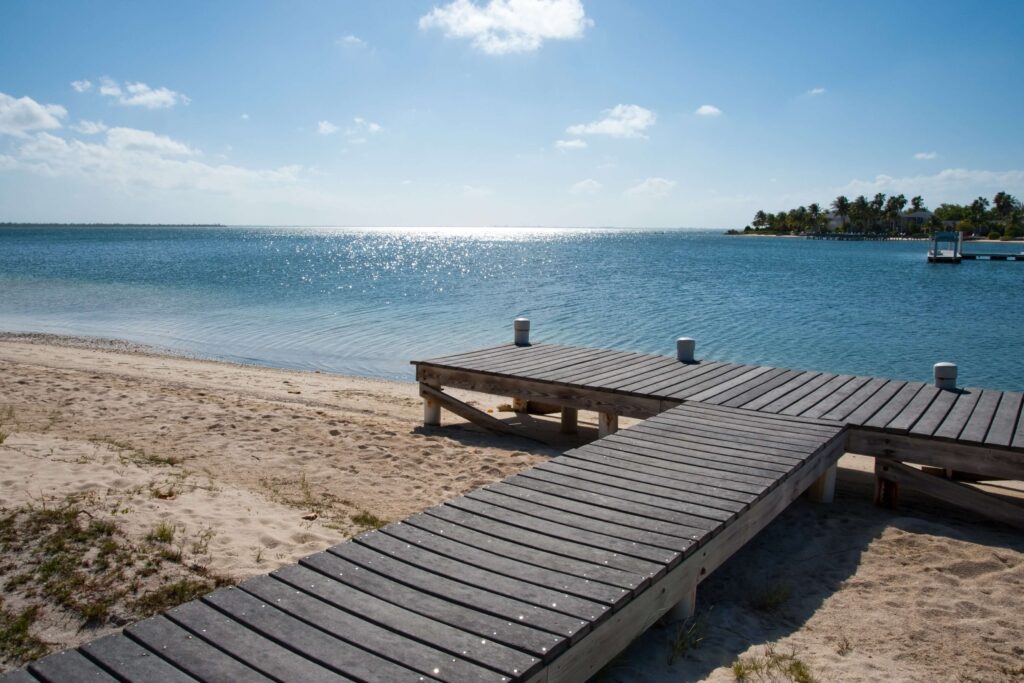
(1, 226, 1022, 389)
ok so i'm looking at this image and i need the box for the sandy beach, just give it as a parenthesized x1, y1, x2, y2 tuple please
(1, 335, 1021, 681)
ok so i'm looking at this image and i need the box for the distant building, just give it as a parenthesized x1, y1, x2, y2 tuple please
(899, 210, 933, 230)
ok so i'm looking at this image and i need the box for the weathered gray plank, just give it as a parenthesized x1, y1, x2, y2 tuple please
(666, 365, 759, 400)
(984, 392, 1022, 448)
(546, 352, 670, 387)
(0, 670, 38, 683)
(605, 358, 705, 394)
(737, 371, 822, 411)
(670, 401, 843, 434)
(696, 367, 792, 406)
(628, 361, 730, 396)
(955, 389, 1002, 445)
(358, 529, 609, 623)
(127, 615, 275, 683)
(651, 409, 831, 446)
(885, 385, 940, 432)
(606, 429, 799, 472)
(779, 375, 856, 416)
(685, 367, 781, 403)
(908, 389, 960, 437)
(632, 419, 815, 456)
(486, 346, 614, 377)
(79, 635, 196, 683)
(864, 382, 927, 429)
(718, 369, 804, 408)
(383, 522, 631, 607)
(821, 378, 893, 422)
(758, 372, 838, 413)
(416, 343, 524, 368)
(798, 376, 871, 419)
(166, 601, 350, 683)
(932, 388, 982, 441)
(28, 650, 117, 682)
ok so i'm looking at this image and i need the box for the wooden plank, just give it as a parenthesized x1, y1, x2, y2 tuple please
(536, 433, 845, 682)
(0, 670, 38, 683)
(468, 344, 586, 372)
(426, 503, 665, 579)
(467, 487, 695, 554)
(383, 522, 631, 607)
(665, 365, 759, 400)
(419, 384, 536, 440)
(289, 554, 565, 660)
(484, 346, 614, 377)
(758, 373, 838, 413)
(846, 430, 1024, 480)
(984, 392, 1022, 448)
(446, 493, 679, 569)
(958, 389, 1002, 445)
(232, 578, 515, 682)
(415, 343, 524, 368)
(719, 369, 804, 408)
(779, 375, 856, 416)
(318, 544, 588, 642)
(651, 409, 832, 446)
(628, 361, 730, 396)
(79, 635, 196, 683)
(670, 402, 843, 434)
(885, 385, 940, 433)
(545, 352, 669, 387)
(551, 452, 749, 512)
(429, 345, 565, 374)
(1014, 403, 1024, 450)
(405, 512, 645, 591)
(127, 615, 275, 683)
(606, 429, 799, 472)
(516, 468, 721, 532)
(358, 529, 609, 623)
(583, 357, 686, 391)
(798, 376, 871, 419)
(28, 650, 118, 682)
(697, 368, 792, 406)
(415, 365, 664, 420)
(932, 388, 982, 441)
(685, 367, 780, 403)
(166, 600, 351, 683)
(864, 382, 927, 429)
(605, 359, 706, 394)
(568, 444, 767, 498)
(875, 459, 1024, 529)
(908, 389, 960, 437)
(632, 418, 815, 456)
(826, 379, 902, 424)
(736, 371, 822, 411)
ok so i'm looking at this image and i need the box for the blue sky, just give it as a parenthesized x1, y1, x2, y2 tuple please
(1, 0, 1022, 227)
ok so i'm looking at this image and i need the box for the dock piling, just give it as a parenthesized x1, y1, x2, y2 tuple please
(423, 381, 441, 427)
(598, 412, 618, 437)
(561, 407, 579, 434)
(514, 317, 531, 346)
(676, 337, 695, 362)
(934, 362, 957, 390)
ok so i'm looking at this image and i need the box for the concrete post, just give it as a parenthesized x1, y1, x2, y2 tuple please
(514, 318, 531, 346)
(598, 412, 618, 437)
(934, 362, 957, 390)
(676, 337, 695, 362)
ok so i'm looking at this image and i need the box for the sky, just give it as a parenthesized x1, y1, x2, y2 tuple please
(1, 0, 1022, 228)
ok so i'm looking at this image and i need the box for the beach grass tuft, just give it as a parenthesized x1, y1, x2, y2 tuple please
(146, 522, 176, 544)
(751, 581, 791, 614)
(351, 510, 387, 531)
(0, 600, 47, 666)
(667, 612, 707, 664)
(731, 644, 818, 683)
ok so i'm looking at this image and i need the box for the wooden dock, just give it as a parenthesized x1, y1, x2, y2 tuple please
(6, 332, 1022, 682)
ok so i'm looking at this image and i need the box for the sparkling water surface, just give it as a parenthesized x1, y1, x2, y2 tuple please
(1, 226, 1022, 390)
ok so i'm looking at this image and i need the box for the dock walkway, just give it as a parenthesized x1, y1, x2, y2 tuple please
(6, 338, 1021, 682)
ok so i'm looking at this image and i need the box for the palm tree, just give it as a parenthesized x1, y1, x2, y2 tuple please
(910, 195, 925, 212)
(851, 195, 870, 232)
(808, 203, 822, 233)
(831, 196, 851, 232)
(870, 193, 887, 232)
(752, 210, 768, 230)
(884, 194, 907, 232)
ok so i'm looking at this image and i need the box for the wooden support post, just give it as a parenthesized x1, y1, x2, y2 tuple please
(666, 582, 697, 623)
(874, 458, 899, 508)
(561, 407, 578, 435)
(598, 412, 618, 438)
(805, 464, 837, 503)
(511, 397, 528, 412)
(422, 382, 441, 427)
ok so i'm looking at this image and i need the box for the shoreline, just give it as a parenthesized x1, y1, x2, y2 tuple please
(1, 335, 1022, 680)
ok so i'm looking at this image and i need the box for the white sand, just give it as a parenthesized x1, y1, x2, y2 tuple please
(1, 335, 1021, 680)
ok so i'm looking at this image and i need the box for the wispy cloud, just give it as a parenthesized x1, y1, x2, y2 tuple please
(567, 104, 655, 139)
(337, 34, 367, 48)
(914, 151, 938, 160)
(807, 87, 826, 96)
(241, 113, 249, 121)
(71, 80, 93, 93)
(317, 120, 339, 135)
(625, 176, 675, 199)
(420, 0, 592, 55)
(0, 92, 67, 137)
(463, 184, 494, 196)
(555, 138, 587, 150)
(695, 104, 722, 117)
(98, 78, 190, 109)
(839, 168, 1024, 200)
(71, 120, 108, 135)
(570, 178, 601, 195)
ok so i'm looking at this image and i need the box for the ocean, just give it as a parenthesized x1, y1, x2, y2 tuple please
(1, 226, 1022, 390)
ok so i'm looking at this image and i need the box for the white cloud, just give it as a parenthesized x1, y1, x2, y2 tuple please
(570, 178, 601, 195)
(695, 104, 722, 117)
(317, 120, 339, 135)
(98, 78, 190, 109)
(71, 120, 108, 135)
(349, 117, 382, 135)
(914, 151, 938, 160)
(555, 138, 587, 150)
(241, 113, 249, 120)
(0, 92, 67, 136)
(2, 129, 302, 195)
(463, 184, 494, 196)
(71, 80, 93, 93)
(839, 168, 1024, 201)
(807, 87, 826, 96)
(338, 34, 367, 48)
(625, 176, 675, 199)
(566, 104, 655, 139)
(419, 0, 591, 55)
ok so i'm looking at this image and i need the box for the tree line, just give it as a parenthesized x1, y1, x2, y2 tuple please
(735, 191, 1023, 240)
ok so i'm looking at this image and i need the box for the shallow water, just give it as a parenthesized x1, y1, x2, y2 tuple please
(1, 226, 1021, 389)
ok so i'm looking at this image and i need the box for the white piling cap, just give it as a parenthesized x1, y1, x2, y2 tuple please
(934, 362, 957, 389)
(514, 317, 530, 346)
(676, 337, 696, 362)
(513, 317, 530, 330)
